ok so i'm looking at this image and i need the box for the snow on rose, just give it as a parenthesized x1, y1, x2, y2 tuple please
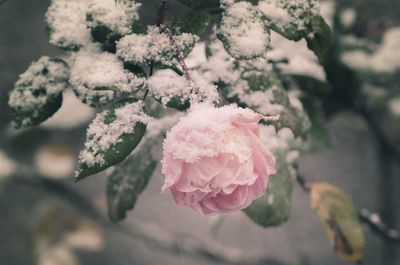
(161, 104, 278, 214)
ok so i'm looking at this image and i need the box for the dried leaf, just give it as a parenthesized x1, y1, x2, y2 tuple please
(310, 183, 365, 262)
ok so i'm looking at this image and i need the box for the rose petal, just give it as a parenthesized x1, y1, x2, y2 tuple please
(161, 154, 183, 192)
(209, 154, 241, 189)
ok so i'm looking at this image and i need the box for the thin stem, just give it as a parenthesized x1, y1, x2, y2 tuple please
(161, 27, 198, 104)
(162, 28, 193, 85)
(143, 1, 166, 101)
(359, 208, 400, 244)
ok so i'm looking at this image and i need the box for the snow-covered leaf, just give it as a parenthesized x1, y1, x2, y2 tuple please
(217, 2, 270, 59)
(243, 151, 294, 227)
(70, 51, 146, 107)
(8, 56, 69, 128)
(106, 140, 157, 222)
(147, 69, 218, 110)
(310, 183, 365, 263)
(220, 61, 310, 137)
(86, 0, 141, 46)
(45, 0, 93, 50)
(116, 26, 198, 67)
(258, 0, 319, 41)
(76, 99, 150, 181)
(340, 27, 400, 76)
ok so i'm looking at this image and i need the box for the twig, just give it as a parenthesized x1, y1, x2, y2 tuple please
(143, 1, 167, 101)
(359, 208, 400, 244)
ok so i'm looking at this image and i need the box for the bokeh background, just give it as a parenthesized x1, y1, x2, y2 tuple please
(0, 1, 399, 265)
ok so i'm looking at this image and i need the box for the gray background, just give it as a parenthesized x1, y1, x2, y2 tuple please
(0, 1, 399, 265)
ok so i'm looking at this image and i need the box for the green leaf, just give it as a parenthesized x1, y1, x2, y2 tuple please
(8, 56, 69, 129)
(243, 151, 294, 227)
(306, 15, 332, 64)
(310, 183, 365, 263)
(106, 140, 157, 222)
(76, 99, 148, 181)
(290, 74, 331, 96)
(172, 11, 211, 35)
(301, 97, 330, 151)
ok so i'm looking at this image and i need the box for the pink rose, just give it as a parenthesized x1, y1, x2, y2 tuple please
(161, 104, 276, 215)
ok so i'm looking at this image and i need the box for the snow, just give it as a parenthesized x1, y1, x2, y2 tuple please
(341, 27, 400, 73)
(267, 194, 274, 205)
(217, 2, 270, 59)
(78, 101, 150, 167)
(388, 97, 400, 117)
(238, 89, 285, 116)
(147, 69, 219, 107)
(320, 0, 335, 29)
(116, 26, 199, 66)
(258, 0, 320, 32)
(69, 50, 146, 106)
(163, 104, 260, 163)
(86, 0, 141, 36)
(340, 8, 356, 28)
(34, 144, 75, 179)
(0, 150, 16, 179)
(70, 51, 145, 93)
(268, 31, 326, 80)
(45, 0, 93, 49)
(41, 90, 95, 129)
(195, 39, 238, 84)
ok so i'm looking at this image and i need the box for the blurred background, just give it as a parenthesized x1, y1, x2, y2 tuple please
(0, 0, 399, 265)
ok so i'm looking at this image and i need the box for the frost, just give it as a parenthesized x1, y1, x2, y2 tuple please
(86, 0, 141, 37)
(78, 101, 150, 167)
(41, 90, 95, 129)
(147, 69, 219, 107)
(0, 150, 16, 179)
(217, 2, 270, 59)
(45, 0, 92, 50)
(70, 51, 145, 106)
(341, 28, 400, 73)
(116, 26, 199, 66)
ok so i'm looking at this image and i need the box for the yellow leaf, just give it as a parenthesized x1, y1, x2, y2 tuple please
(310, 183, 365, 262)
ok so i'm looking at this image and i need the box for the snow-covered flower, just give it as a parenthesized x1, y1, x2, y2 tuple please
(161, 104, 276, 214)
